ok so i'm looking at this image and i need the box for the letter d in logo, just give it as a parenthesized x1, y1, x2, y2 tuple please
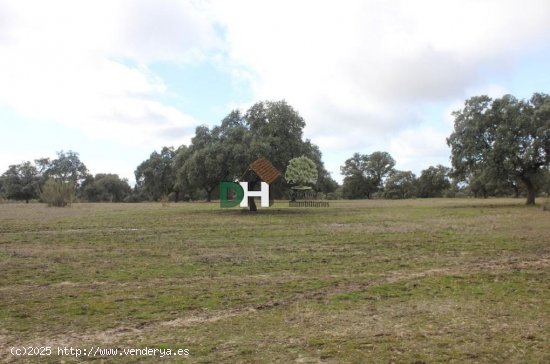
(219, 182, 244, 208)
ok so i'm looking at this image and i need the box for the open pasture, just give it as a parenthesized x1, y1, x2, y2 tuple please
(0, 199, 549, 363)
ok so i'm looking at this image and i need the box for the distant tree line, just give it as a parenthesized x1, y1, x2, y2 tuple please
(340, 93, 550, 204)
(1, 95, 548, 205)
(339, 151, 453, 199)
(0, 151, 131, 205)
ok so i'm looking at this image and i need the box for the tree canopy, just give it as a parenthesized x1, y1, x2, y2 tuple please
(285, 156, 318, 187)
(43, 150, 89, 188)
(168, 100, 337, 202)
(447, 93, 550, 204)
(82, 174, 131, 202)
(384, 170, 417, 199)
(0, 161, 41, 203)
(135, 147, 178, 201)
(0, 151, 89, 203)
(417, 165, 451, 198)
(340, 151, 396, 198)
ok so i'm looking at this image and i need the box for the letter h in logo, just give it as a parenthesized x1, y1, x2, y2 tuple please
(220, 182, 270, 208)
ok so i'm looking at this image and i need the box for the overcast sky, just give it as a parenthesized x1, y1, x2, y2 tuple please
(1, 0, 549, 184)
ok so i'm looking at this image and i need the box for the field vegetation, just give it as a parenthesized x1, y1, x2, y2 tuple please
(0, 199, 549, 363)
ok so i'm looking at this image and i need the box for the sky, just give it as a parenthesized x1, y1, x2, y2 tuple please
(1, 0, 550, 185)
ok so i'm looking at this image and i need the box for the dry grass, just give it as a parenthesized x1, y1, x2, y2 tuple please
(0, 199, 549, 363)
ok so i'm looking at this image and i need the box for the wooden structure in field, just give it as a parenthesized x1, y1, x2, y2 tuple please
(240, 158, 281, 211)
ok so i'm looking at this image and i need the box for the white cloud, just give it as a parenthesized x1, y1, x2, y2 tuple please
(209, 0, 550, 171)
(0, 151, 52, 171)
(0, 0, 221, 149)
(389, 127, 451, 173)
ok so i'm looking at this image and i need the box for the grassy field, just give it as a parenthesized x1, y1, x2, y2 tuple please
(0, 199, 549, 363)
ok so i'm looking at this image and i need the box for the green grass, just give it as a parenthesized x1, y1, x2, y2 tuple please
(0, 199, 549, 363)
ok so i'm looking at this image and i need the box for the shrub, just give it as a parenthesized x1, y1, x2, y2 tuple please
(41, 179, 74, 207)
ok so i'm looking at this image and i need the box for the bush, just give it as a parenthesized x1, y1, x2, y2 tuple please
(41, 179, 74, 207)
(124, 189, 151, 203)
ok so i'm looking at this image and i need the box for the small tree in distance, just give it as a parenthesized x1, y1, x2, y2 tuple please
(285, 156, 318, 188)
(417, 165, 451, 198)
(340, 151, 396, 199)
(384, 170, 417, 199)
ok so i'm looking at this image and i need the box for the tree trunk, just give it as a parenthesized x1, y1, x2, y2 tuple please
(523, 178, 536, 205)
(512, 184, 520, 198)
(248, 196, 257, 211)
(174, 190, 179, 203)
(206, 188, 212, 202)
(247, 178, 259, 212)
(526, 187, 536, 205)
